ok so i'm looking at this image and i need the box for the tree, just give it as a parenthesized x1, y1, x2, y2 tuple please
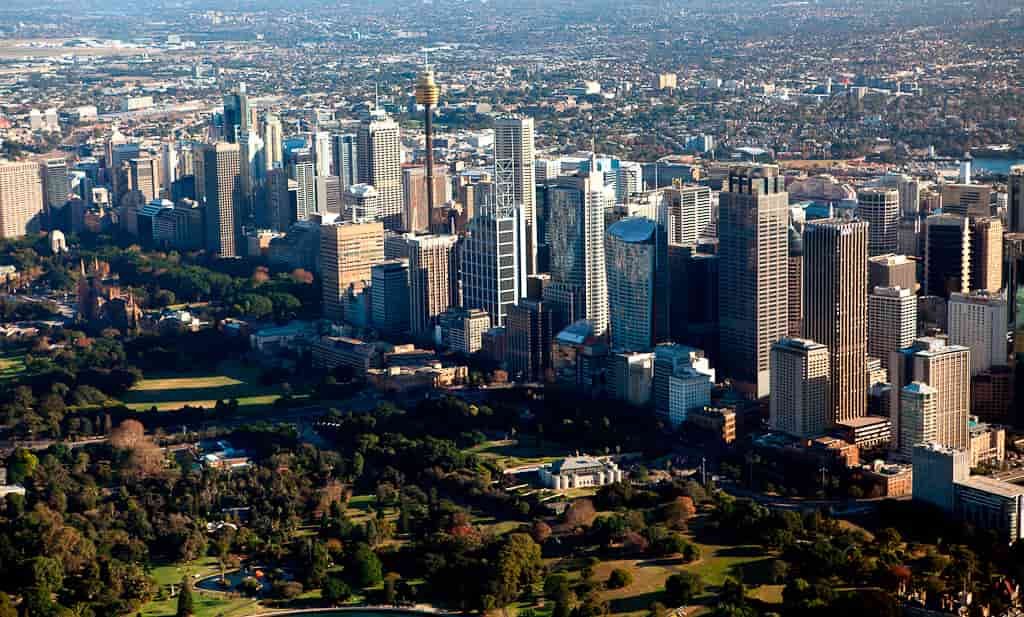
(530, 519, 552, 544)
(663, 496, 697, 530)
(322, 576, 351, 605)
(347, 543, 382, 588)
(176, 577, 194, 617)
(564, 499, 597, 528)
(7, 447, 38, 484)
(607, 568, 633, 589)
(0, 593, 15, 617)
(303, 539, 331, 588)
(493, 533, 544, 605)
(110, 419, 146, 448)
(664, 572, 703, 606)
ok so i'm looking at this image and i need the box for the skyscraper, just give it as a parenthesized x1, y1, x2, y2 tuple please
(970, 217, 1003, 293)
(507, 299, 554, 382)
(925, 213, 970, 298)
(868, 286, 917, 371)
(461, 203, 526, 327)
(804, 219, 869, 423)
(263, 112, 284, 171)
(357, 112, 403, 230)
(331, 133, 358, 188)
(222, 82, 253, 144)
(370, 259, 411, 338)
(547, 169, 611, 337)
(407, 234, 459, 335)
(128, 157, 161, 203)
(856, 187, 899, 256)
(320, 220, 384, 322)
(402, 166, 451, 233)
(787, 222, 804, 338)
(312, 131, 332, 178)
(41, 157, 70, 213)
(1010, 165, 1024, 233)
(718, 165, 789, 398)
(948, 291, 1008, 376)
(769, 338, 831, 438)
(200, 142, 242, 257)
(494, 115, 537, 273)
(890, 338, 971, 455)
(0, 161, 44, 238)
(605, 217, 661, 351)
(289, 148, 316, 220)
(664, 184, 712, 247)
(415, 63, 441, 221)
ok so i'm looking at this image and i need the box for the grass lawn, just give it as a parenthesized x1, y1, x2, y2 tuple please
(0, 351, 25, 382)
(122, 361, 283, 411)
(142, 557, 264, 617)
(468, 439, 567, 469)
(577, 516, 781, 617)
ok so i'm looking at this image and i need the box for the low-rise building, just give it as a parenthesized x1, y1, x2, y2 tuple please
(685, 406, 737, 444)
(969, 419, 1006, 468)
(955, 476, 1024, 544)
(858, 461, 913, 497)
(834, 415, 892, 449)
(539, 455, 624, 490)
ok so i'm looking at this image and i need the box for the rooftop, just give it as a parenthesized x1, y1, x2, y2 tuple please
(607, 216, 656, 243)
(957, 475, 1024, 499)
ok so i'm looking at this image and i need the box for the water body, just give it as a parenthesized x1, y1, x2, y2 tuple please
(971, 157, 1024, 175)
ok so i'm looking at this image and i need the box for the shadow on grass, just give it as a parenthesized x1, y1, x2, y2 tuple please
(609, 590, 665, 614)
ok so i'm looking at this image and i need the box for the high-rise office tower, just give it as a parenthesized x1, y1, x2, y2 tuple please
(899, 384, 940, 461)
(940, 183, 991, 218)
(1010, 165, 1024, 233)
(547, 168, 611, 337)
(769, 338, 831, 438)
(128, 157, 161, 203)
(261, 168, 293, 231)
(414, 64, 441, 221)
(312, 132, 332, 178)
(856, 187, 899, 256)
(315, 176, 343, 215)
(402, 166, 451, 233)
(407, 234, 459, 335)
(507, 299, 554, 382)
(868, 253, 917, 292)
(357, 112, 403, 230)
(925, 213, 970, 298)
(161, 143, 178, 190)
(494, 115, 537, 273)
(787, 222, 804, 338)
(718, 165, 789, 398)
(868, 286, 917, 371)
(239, 130, 264, 205)
(948, 291, 1008, 376)
(262, 112, 283, 171)
(804, 219, 869, 424)
(970, 217, 1003, 293)
(344, 184, 379, 221)
(605, 217, 661, 351)
(320, 220, 384, 322)
(288, 148, 316, 220)
(370, 259, 411, 338)
(461, 202, 526, 328)
(331, 133, 358, 188)
(889, 338, 971, 455)
(200, 142, 242, 257)
(0, 161, 44, 238)
(653, 344, 714, 427)
(222, 82, 253, 144)
(41, 157, 69, 213)
(617, 161, 643, 203)
(664, 184, 712, 247)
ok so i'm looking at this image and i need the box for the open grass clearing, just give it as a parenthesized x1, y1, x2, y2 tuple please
(122, 361, 283, 411)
